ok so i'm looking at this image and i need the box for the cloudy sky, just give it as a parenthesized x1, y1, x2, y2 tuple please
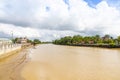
(0, 0, 120, 41)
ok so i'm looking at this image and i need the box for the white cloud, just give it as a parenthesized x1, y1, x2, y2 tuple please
(0, 0, 120, 41)
(0, 23, 81, 41)
(0, 23, 40, 37)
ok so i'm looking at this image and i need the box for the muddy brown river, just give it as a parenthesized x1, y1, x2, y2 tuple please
(21, 44, 120, 80)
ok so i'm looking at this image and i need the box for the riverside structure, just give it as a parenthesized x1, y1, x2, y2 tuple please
(0, 38, 22, 56)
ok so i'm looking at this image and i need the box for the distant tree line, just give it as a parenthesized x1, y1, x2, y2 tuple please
(12, 38, 41, 45)
(53, 35, 120, 46)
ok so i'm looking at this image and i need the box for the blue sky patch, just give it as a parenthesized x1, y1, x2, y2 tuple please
(106, 0, 120, 8)
(63, 0, 69, 5)
(63, 0, 70, 10)
(84, 0, 102, 8)
(46, 6, 50, 12)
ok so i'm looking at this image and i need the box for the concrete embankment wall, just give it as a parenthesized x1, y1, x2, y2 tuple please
(0, 44, 22, 58)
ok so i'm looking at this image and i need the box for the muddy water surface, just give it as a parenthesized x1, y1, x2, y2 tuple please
(22, 44, 120, 80)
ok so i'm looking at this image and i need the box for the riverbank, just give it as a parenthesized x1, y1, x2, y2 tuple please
(52, 35, 120, 48)
(0, 46, 22, 61)
(0, 43, 33, 60)
(69, 44, 120, 48)
(53, 44, 120, 48)
(0, 44, 33, 80)
(0, 48, 30, 80)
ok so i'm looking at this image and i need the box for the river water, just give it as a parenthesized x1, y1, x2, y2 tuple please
(21, 44, 120, 80)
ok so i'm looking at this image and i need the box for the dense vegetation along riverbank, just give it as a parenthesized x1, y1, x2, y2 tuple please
(53, 35, 120, 48)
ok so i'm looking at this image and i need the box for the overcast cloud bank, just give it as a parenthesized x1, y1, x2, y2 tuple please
(0, 0, 120, 41)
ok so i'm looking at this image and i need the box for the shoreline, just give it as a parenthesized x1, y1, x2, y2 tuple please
(54, 44, 120, 48)
(0, 49, 29, 80)
(0, 44, 32, 80)
(0, 44, 33, 60)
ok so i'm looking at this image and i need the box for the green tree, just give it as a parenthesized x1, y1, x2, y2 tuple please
(33, 39, 41, 44)
(102, 34, 114, 44)
(83, 36, 92, 44)
(27, 39, 33, 43)
(94, 35, 101, 43)
(72, 35, 83, 44)
(12, 38, 19, 43)
(117, 36, 120, 44)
